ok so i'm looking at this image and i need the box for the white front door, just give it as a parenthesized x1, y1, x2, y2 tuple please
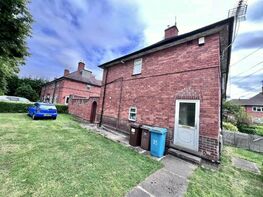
(174, 100, 200, 151)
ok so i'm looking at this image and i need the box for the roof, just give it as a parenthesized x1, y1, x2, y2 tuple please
(231, 93, 263, 106)
(99, 17, 234, 69)
(44, 69, 101, 87)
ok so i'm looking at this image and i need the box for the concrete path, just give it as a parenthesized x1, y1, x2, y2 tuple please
(126, 155, 197, 197)
(232, 157, 261, 175)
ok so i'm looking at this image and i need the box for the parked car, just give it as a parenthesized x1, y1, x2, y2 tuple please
(0, 95, 31, 103)
(28, 102, 57, 120)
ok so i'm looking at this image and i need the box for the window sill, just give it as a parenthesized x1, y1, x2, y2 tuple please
(132, 73, 141, 76)
(128, 119, 136, 122)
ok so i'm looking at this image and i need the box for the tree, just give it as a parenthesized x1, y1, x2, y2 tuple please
(6, 76, 47, 100)
(0, 0, 33, 94)
(223, 100, 251, 127)
(15, 83, 38, 101)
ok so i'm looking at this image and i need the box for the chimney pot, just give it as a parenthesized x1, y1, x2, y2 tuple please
(64, 69, 70, 76)
(78, 61, 85, 72)
(164, 25, 179, 39)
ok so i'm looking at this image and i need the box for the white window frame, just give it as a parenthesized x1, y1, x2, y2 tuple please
(133, 58, 142, 75)
(252, 106, 263, 112)
(128, 107, 137, 121)
(65, 96, 70, 105)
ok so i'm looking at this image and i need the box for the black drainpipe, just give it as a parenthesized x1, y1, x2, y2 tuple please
(99, 68, 109, 127)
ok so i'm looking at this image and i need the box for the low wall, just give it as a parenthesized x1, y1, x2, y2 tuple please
(222, 130, 263, 153)
(68, 97, 99, 122)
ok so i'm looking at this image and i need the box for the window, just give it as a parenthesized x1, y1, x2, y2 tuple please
(179, 102, 196, 127)
(128, 107, 137, 121)
(252, 106, 263, 112)
(87, 84, 91, 90)
(65, 96, 70, 105)
(133, 58, 142, 75)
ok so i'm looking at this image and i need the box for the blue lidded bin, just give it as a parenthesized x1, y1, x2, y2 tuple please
(149, 127, 167, 158)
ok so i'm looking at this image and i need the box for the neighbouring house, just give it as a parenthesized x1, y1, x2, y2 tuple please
(231, 84, 263, 124)
(41, 61, 101, 104)
(41, 62, 101, 123)
(96, 17, 234, 162)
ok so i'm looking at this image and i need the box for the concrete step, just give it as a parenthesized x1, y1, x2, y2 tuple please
(167, 148, 202, 165)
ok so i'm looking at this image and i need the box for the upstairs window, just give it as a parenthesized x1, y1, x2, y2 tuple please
(133, 58, 142, 75)
(128, 107, 137, 121)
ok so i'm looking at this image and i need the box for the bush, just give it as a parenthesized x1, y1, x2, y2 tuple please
(55, 104, 68, 114)
(0, 101, 68, 113)
(237, 124, 263, 136)
(223, 122, 238, 132)
(223, 101, 252, 127)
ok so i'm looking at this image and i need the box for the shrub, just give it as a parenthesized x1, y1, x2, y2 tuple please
(223, 101, 252, 127)
(0, 101, 68, 113)
(55, 104, 68, 114)
(238, 124, 256, 135)
(223, 122, 238, 132)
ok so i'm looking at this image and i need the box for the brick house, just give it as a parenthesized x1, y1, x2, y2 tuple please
(231, 85, 263, 123)
(41, 62, 101, 105)
(97, 17, 234, 162)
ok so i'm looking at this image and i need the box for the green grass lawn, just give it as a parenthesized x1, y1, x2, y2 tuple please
(0, 113, 161, 196)
(186, 146, 263, 197)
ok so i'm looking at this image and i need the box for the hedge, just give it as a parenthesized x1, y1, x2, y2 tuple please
(0, 101, 68, 113)
(238, 124, 263, 137)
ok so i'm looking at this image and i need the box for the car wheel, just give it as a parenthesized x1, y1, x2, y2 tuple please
(53, 117, 57, 120)
(32, 114, 36, 120)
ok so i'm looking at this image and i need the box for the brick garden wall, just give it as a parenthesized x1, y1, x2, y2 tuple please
(97, 34, 222, 161)
(68, 97, 99, 122)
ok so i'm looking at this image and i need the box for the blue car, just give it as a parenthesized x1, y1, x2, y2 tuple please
(28, 102, 57, 120)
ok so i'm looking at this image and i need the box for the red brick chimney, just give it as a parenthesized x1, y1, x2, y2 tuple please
(64, 69, 70, 76)
(78, 61, 85, 72)
(164, 25, 179, 39)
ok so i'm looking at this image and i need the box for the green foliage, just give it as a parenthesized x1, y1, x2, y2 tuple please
(55, 104, 68, 114)
(6, 75, 47, 101)
(0, 0, 33, 94)
(0, 101, 68, 113)
(223, 101, 251, 127)
(222, 122, 238, 132)
(238, 125, 263, 137)
(15, 83, 38, 101)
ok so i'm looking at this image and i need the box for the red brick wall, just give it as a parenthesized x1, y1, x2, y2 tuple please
(68, 97, 99, 122)
(245, 106, 263, 122)
(41, 79, 101, 104)
(98, 34, 222, 161)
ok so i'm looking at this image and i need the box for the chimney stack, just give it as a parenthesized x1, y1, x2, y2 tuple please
(164, 25, 179, 39)
(64, 69, 70, 76)
(78, 61, 85, 72)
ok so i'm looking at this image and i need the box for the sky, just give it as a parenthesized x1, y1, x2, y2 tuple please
(19, 0, 263, 99)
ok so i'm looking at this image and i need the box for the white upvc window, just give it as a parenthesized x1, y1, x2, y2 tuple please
(133, 58, 142, 75)
(252, 106, 263, 112)
(128, 107, 137, 121)
(65, 96, 70, 105)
